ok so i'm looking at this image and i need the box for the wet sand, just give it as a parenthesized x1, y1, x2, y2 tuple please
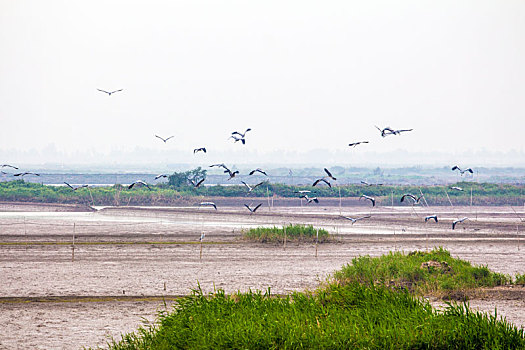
(0, 202, 524, 349)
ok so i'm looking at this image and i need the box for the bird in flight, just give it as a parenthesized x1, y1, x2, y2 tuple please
(375, 126, 396, 137)
(241, 181, 266, 194)
(400, 193, 423, 204)
(128, 180, 151, 190)
(97, 88, 123, 96)
(249, 168, 267, 176)
(450, 186, 463, 191)
(189, 178, 205, 188)
(451, 166, 473, 175)
(323, 168, 337, 181)
(244, 203, 262, 213)
(64, 182, 88, 191)
(359, 194, 375, 207)
(348, 141, 369, 148)
(229, 128, 251, 145)
(1, 164, 18, 170)
(210, 164, 238, 180)
(313, 178, 331, 188)
(360, 181, 383, 186)
(391, 128, 413, 135)
(232, 128, 251, 138)
(340, 215, 371, 224)
(199, 202, 217, 210)
(199, 232, 205, 242)
(424, 215, 438, 223)
(14, 172, 40, 177)
(194, 147, 206, 154)
(155, 135, 174, 143)
(452, 217, 469, 230)
(154, 174, 169, 180)
(301, 195, 319, 204)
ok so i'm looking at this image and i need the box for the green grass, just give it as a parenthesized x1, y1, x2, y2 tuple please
(331, 247, 510, 297)
(102, 283, 524, 350)
(243, 224, 330, 243)
(99, 249, 525, 350)
(515, 273, 525, 285)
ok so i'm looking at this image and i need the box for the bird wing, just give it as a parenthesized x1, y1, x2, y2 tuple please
(195, 178, 205, 187)
(2, 164, 18, 169)
(324, 168, 334, 179)
(312, 179, 321, 187)
(155, 135, 165, 142)
(253, 203, 262, 212)
(97, 89, 110, 94)
(252, 181, 265, 190)
(64, 182, 75, 190)
(451, 166, 460, 171)
(111, 89, 123, 93)
(357, 215, 371, 221)
(244, 204, 251, 211)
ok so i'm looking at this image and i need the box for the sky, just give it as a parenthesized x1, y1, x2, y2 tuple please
(1, 1, 524, 167)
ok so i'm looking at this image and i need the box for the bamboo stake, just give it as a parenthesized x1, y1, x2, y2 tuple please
(338, 186, 342, 216)
(72, 223, 75, 262)
(419, 187, 429, 207)
(283, 224, 287, 250)
(24, 217, 26, 235)
(267, 187, 271, 212)
(315, 228, 318, 258)
(517, 224, 520, 251)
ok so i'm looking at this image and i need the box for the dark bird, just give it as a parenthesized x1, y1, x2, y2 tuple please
(452, 217, 469, 230)
(155, 135, 174, 143)
(359, 194, 376, 207)
(97, 88, 123, 96)
(301, 195, 319, 204)
(1, 164, 18, 170)
(424, 215, 438, 223)
(14, 172, 40, 177)
(190, 178, 205, 188)
(340, 215, 371, 224)
(348, 141, 369, 147)
(451, 166, 474, 175)
(324, 168, 337, 181)
(244, 203, 262, 213)
(249, 168, 267, 176)
(232, 128, 251, 138)
(210, 163, 228, 170)
(313, 178, 331, 188)
(154, 174, 169, 180)
(194, 147, 207, 154)
(64, 182, 88, 191)
(450, 186, 463, 191)
(128, 180, 151, 190)
(400, 193, 423, 204)
(199, 201, 217, 210)
(226, 170, 239, 180)
(375, 125, 396, 137)
(241, 181, 265, 193)
(64, 181, 88, 191)
(360, 181, 383, 186)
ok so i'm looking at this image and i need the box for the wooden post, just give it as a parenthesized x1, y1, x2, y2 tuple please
(267, 187, 271, 212)
(419, 188, 429, 207)
(338, 186, 342, 215)
(517, 224, 520, 251)
(164, 282, 167, 291)
(24, 217, 27, 235)
(443, 188, 454, 208)
(315, 228, 318, 258)
(72, 223, 75, 262)
(391, 191, 394, 210)
(283, 224, 287, 250)
(200, 240, 203, 260)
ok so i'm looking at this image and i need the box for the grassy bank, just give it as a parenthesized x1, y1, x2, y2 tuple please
(0, 180, 523, 206)
(331, 248, 510, 298)
(243, 224, 330, 243)
(100, 249, 525, 349)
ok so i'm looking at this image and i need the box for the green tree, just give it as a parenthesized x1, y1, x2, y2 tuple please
(168, 167, 207, 188)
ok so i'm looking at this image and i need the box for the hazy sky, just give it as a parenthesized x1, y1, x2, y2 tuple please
(1, 1, 524, 166)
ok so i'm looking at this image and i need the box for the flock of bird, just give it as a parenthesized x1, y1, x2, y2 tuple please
(0, 89, 477, 231)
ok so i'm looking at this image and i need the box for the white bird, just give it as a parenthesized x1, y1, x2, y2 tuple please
(424, 215, 438, 223)
(14, 172, 40, 177)
(451, 166, 473, 175)
(359, 194, 376, 207)
(64, 182, 88, 191)
(295, 190, 312, 194)
(348, 141, 369, 147)
(155, 174, 169, 180)
(199, 232, 205, 242)
(97, 88, 123, 96)
(249, 168, 267, 176)
(244, 203, 262, 213)
(450, 186, 463, 191)
(452, 217, 469, 230)
(128, 180, 151, 190)
(340, 215, 371, 224)
(1, 164, 18, 170)
(313, 178, 331, 188)
(301, 195, 319, 204)
(324, 168, 337, 181)
(199, 202, 217, 210)
(360, 181, 383, 186)
(155, 135, 174, 143)
(194, 147, 206, 154)
(241, 181, 265, 193)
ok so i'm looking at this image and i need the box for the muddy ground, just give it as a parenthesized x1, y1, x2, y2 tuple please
(0, 201, 524, 349)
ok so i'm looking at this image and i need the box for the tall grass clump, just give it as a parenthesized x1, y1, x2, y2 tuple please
(103, 283, 525, 350)
(515, 273, 525, 285)
(243, 224, 330, 243)
(332, 247, 510, 297)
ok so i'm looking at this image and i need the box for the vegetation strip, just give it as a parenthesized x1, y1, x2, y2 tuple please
(0, 241, 240, 246)
(0, 295, 187, 304)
